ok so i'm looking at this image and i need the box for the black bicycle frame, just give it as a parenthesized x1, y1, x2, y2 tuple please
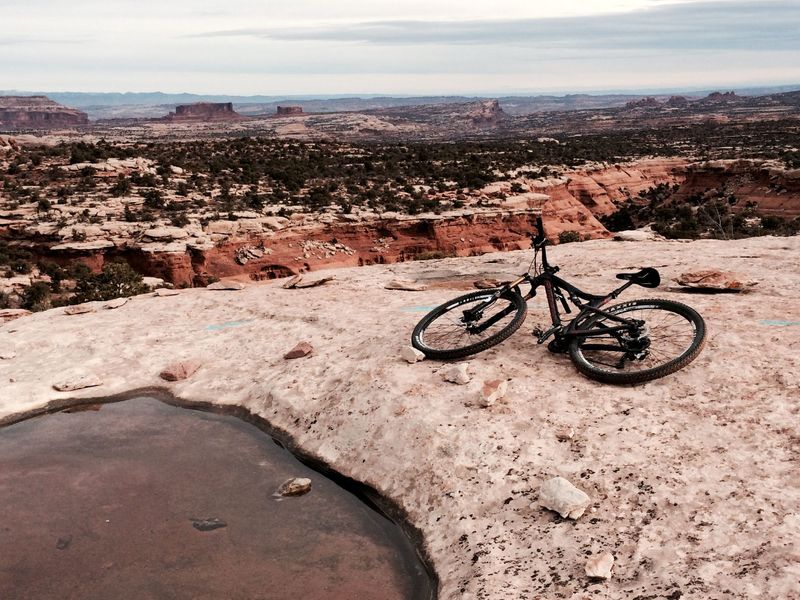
(469, 236, 643, 344)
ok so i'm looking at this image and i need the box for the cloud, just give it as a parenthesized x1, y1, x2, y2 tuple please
(193, 1, 800, 51)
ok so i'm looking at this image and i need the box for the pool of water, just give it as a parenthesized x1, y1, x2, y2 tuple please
(0, 396, 434, 599)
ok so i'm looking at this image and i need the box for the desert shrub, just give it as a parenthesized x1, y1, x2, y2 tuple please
(413, 250, 448, 261)
(21, 282, 51, 311)
(71, 261, 148, 304)
(558, 231, 581, 244)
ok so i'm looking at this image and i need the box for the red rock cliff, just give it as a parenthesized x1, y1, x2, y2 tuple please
(0, 96, 89, 129)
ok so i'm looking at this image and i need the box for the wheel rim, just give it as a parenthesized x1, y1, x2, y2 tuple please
(419, 294, 519, 352)
(573, 304, 698, 375)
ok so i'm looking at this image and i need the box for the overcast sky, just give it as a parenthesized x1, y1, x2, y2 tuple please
(2, 0, 798, 95)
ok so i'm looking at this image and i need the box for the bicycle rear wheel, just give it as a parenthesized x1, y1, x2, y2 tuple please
(412, 289, 527, 360)
(569, 298, 706, 384)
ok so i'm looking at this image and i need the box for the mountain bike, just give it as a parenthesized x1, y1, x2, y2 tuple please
(411, 217, 706, 384)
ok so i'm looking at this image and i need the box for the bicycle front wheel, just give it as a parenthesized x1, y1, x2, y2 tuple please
(569, 298, 706, 384)
(412, 289, 527, 360)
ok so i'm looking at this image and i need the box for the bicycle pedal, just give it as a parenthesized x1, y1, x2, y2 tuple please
(532, 326, 545, 338)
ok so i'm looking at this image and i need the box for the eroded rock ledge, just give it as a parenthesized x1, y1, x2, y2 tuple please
(2, 236, 798, 599)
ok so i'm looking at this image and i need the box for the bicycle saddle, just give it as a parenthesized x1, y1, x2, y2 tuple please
(616, 267, 660, 288)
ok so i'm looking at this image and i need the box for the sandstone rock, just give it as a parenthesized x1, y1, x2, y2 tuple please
(63, 304, 95, 315)
(0, 349, 17, 360)
(170, 165, 184, 175)
(281, 275, 303, 289)
(385, 279, 428, 292)
(555, 426, 575, 441)
(206, 220, 238, 235)
(675, 270, 756, 292)
(51, 240, 115, 251)
(539, 476, 591, 519)
(276, 477, 312, 496)
(53, 374, 103, 392)
(585, 552, 615, 579)
(0, 309, 31, 324)
(142, 276, 166, 289)
(104, 298, 129, 309)
(478, 379, 508, 407)
(207, 281, 246, 291)
(143, 227, 189, 241)
(613, 227, 665, 242)
(474, 278, 501, 289)
(294, 276, 335, 289)
(155, 288, 180, 297)
(284, 342, 313, 359)
(442, 363, 471, 385)
(159, 360, 202, 382)
(401, 346, 426, 364)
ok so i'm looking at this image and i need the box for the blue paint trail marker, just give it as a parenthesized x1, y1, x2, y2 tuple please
(401, 306, 439, 313)
(760, 320, 800, 327)
(205, 319, 256, 331)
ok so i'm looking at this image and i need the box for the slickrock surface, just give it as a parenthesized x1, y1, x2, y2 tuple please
(1, 236, 799, 599)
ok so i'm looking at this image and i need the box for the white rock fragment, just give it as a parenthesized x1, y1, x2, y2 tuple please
(539, 476, 591, 519)
(0, 350, 17, 360)
(276, 477, 312, 497)
(442, 363, 471, 385)
(384, 279, 428, 292)
(155, 288, 180, 297)
(104, 297, 129, 309)
(63, 304, 94, 315)
(53, 374, 103, 392)
(207, 281, 246, 291)
(585, 552, 615, 579)
(478, 379, 508, 407)
(401, 346, 426, 364)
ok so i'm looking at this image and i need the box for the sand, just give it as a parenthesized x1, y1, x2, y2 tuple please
(1, 235, 799, 599)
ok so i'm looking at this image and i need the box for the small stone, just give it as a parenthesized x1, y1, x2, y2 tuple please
(64, 304, 94, 315)
(385, 279, 428, 292)
(675, 269, 756, 292)
(207, 281, 246, 290)
(294, 276, 335, 289)
(281, 275, 303, 289)
(53, 374, 103, 392)
(539, 476, 591, 519)
(478, 379, 508, 407)
(55, 535, 73, 550)
(0, 350, 16, 360)
(401, 346, 426, 364)
(277, 477, 312, 497)
(474, 278, 501, 289)
(190, 518, 227, 532)
(555, 426, 575, 441)
(104, 298, 128, 309)
(155, 288, 180, 297)
(442, 363, 471, 385)
(284, 342, 313, 359)
(159, 360, 202, 381)
(585, 552, 615, 579)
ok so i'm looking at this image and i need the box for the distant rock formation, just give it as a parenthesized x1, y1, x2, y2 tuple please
(0, 96, 89, 129)
(666, 95, 689, 107)
(165, 102, 242, 121)
(705, 91, 738, 102)
(468, 99, 507, 125)
(624, 97, 661, 109)
(276, 106, 304, 116)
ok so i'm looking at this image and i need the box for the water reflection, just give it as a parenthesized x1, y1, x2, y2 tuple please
(0, 397, 433, 599)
